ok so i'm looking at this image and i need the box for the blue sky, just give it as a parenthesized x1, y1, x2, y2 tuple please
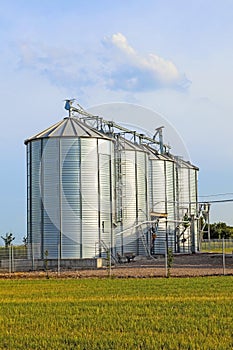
(1, 0, 233, 243)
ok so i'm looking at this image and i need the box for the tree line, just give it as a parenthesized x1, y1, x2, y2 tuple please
(202, 222, 233, 239)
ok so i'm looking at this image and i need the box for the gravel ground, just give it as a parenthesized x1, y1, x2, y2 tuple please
(1, 253, 233, 279)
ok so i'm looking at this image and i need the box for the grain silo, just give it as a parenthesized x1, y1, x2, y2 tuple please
(144, 145, 177, 254)
(175, 157, 199, 253)
(114, 136, 150, 256)
(25, 115, 115, 260)
(25, 100, 200, 263)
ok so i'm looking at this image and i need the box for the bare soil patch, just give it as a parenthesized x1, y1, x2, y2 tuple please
(1, 253, 233, 279)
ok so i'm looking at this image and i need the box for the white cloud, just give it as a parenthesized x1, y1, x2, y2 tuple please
(17, 33, 190, 95)
(105, 32, 190, 91)
(17, 41, 102, 94)
(111, 33, 136, 55)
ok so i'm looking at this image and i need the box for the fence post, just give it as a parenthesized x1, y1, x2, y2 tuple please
(109, 241, 112, 278)
(31, 242, 35, 271)
(9, 245, 11, 276)
(57, 243, 60, 276)
(11, 245, 14, 273)
(164, 241, 168, 278)
(222, 238, 225, 275)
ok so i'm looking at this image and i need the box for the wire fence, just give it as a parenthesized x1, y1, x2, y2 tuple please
(0, 241, 233, 277)
(201, 238, 233, 253)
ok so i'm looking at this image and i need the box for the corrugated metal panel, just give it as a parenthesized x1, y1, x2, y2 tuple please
(98, 137, 114, 256)
(137, 152, 149, 255)
(147, 153, 177, 254)
(110, 142, 116, 249)
(165, 161, 175, 251)
(98, 138, 112, 155)
(42, 138, 60, 258)
(121, 150, 137, 253)
(28, 133, 115, 260)
(81, 138, 99, 258)
(137, 152, 148, 222)
(189, 169, 197, 215)
(189, 168, 198, 252)
(165, 162, 175, 220)
(116, 145, 150, 256)
(150, 159, 166, 254)
(27, 145, 31, 258)
(148, 155, 153, 213)
(151, 160, 166, 213)
(60, 138, 81, 258)
(177, 163, 191, 253)
(30, 140, 42, 258)
(154, 221, 167, 254)
(99, 153, 112, 256)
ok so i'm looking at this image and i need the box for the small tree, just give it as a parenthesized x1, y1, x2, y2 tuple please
(167, 248, 174, 278)
(1, 232, 15, 248)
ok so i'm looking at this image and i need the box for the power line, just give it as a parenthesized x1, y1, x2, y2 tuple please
(199, 199, 233, 204)
(199, 192, 233, 198)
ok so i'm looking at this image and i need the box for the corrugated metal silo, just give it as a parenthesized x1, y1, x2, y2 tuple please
(145, 146, 177, 254)
(25, 116, 115, 260)
(115, 137, 149, 256)
(175, 158, 199, 253)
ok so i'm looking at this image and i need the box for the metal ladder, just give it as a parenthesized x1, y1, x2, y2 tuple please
(115, 136, 127, 222)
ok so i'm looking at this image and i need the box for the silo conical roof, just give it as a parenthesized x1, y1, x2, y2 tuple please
(24, 116, 111, 144)
(117, 137, 150, 153)
(141, 144, 168, 160)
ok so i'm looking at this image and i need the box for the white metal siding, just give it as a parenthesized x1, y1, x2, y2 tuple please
(177, 164, 191, 252)
(42, 138, 60, 258)
(121, 150, 137, 253)
(81, 138, 99, 258)
(151, 160, 166, 213)
(148, 158, 177, 254)
(99, 153, 112, 253)
(165, 161, 176, 251)
(28, 135, 115, 260)
(189, 169, 198, 252)
(30, 141, 42, 259)
(137, 152, 149, 255)
(116, 148, 149, 256)
(27, 144, 31, 258)
(60, 139, 81, 258)
(150, 160, 166, 254)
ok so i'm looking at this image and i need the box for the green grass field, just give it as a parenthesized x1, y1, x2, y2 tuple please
(0, 277, 232, 350)
(201, 247, 233, 254)
(201, 240, 233, 254)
